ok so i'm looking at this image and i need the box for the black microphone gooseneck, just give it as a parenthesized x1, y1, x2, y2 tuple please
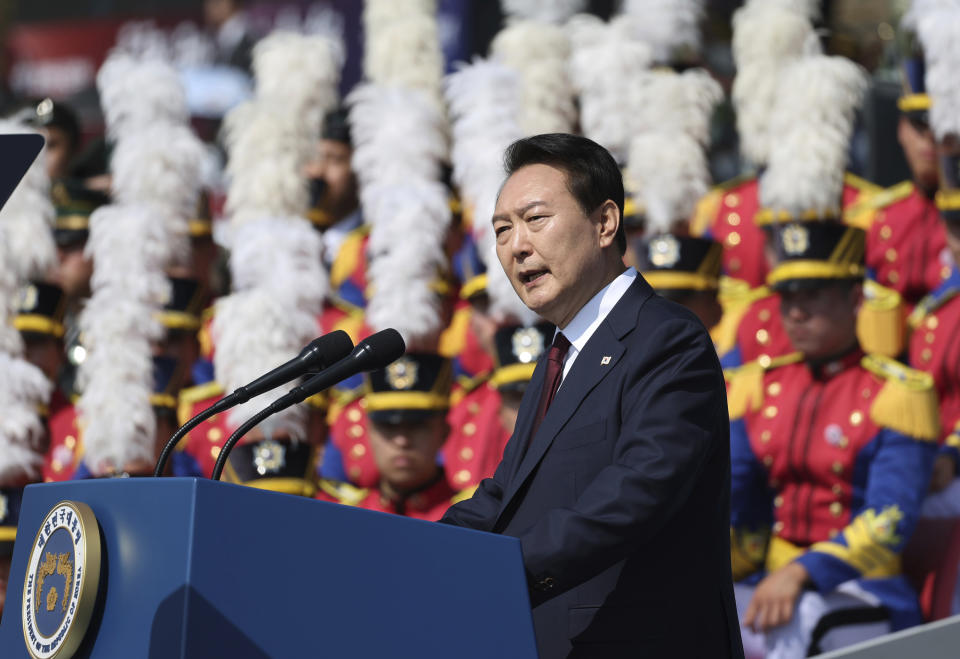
(153, 330, 354, 477)
(210, 328, 405, 482)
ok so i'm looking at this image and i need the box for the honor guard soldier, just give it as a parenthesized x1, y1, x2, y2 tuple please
(317, 353, 465, 521)
(728, 218, 939, 658)
(853, 50, 951, 307)
(445, 322, 553, 491)
(11, 281, 81, 483)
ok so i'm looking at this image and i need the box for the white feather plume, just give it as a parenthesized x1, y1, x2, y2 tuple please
(629, 133, 711, 235)
(364, 0, 445, 110)
(0, 354, 50, 481)
(760, 55, 867, 216)
(567, 14, 653, 162)
(97, 53, 189, 140)
(501, 0, 587, 23)
(915, 2, 960, 140)
(214, 31, 340, 433)
(490, 20, 577, 135)
(619, 0, 704, 63)
(732, 1, 819, 166)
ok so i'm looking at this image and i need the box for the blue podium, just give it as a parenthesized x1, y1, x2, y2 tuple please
(0, 478, 538, 658)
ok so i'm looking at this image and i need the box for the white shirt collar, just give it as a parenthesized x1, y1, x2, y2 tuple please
(556, 268, 636, 376)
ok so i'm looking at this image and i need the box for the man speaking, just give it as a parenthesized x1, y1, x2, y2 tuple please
(441, 134, 743, 658)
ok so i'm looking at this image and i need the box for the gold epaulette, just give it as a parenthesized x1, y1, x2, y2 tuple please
(198, 304, 217, 359)
(451, 371, 490, 406)
(843, 172, 883, 195)
(712, 283, 771, 357)
(304, 391, 328, 410)
(438, 306, 471, 359)
(856, 280, 905, 358)
(451, 484, 478, 505)
(326, 386, 365, 425)
(317, 478, 369, 507)
(908, 287, 960, 329)
(177, 381, 225, 427)
(946, 421, 960, 451)
(725, 353, 803, 420)
(843, 181, 913, 230)
(862, 355, 940, 441)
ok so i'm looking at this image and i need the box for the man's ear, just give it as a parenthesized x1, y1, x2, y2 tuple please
(596, 199, 621, 248)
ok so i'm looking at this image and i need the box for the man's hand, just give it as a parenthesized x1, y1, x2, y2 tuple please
(929, 454, 957, 493)
(743, 562, 810, 632)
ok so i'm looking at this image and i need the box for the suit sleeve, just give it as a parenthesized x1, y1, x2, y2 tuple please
(518, 319, 728, 605)
(438, 459, 508, 532)
(794, 428, 936, 593)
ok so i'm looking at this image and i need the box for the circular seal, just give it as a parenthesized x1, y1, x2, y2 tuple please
(22, 500, 100, 659)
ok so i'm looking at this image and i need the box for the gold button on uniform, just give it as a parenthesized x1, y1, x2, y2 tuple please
(347, 408, 362, 422)
(862, 388, 871, 399)
(726, 232, 741, 247)
(463, 422, 477, 436)
(460, 447, 474, 460)
(767, 382, 782, 396)
(879, 225, 892, 240)
(832, 484, 843, 495)
(729, 258, 741, 272)
(829, 502, 843, 517)
(832, 461, 844, 475)
(727, 193, 740, 208)
(455, 469, 471, 484)
(921, 348, 932, 362)
(758, 309, 771, 322)
(763, 455, 774, 467)
(728, 212, 741, 226)
(763, 405, 778, 419)
(756, 329, 770, 345)
(52, 459, 63, 472)
(888, 270, 900, 283)
(349, 425, 364, 438)
(350, 443, 366, 458)
(926, 316, 939, 330)
(925, 333, 936, 344)
(885, 248, 898, 263)
(208, 427, 223, 442)
(758, 354, 772, 368)
(774, 495, 784, 508)
(468, 402, 480, 415)
(761, 430, 772, 443)
(838, 437, 849, 449)
(850, 411, 863, 426)
(943, 266, 953, 280)
(210, 446, 221, 459)
(773, 521, 784, 533)
(65, 435, 76, 449)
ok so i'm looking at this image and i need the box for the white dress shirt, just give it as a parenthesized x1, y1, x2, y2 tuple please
(556, 267, 637, 385)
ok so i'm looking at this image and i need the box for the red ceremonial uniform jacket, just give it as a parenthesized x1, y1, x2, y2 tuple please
(908, 266, 960, 453)
(444, 381, 510, 490)
(728, 350, 938, 628)
(316, 474, 464, 521)
(43, 390, 82, 482)
(720, 291, 793, 369)
(863, 182, 950, 307)
(693, 174, 878, 290)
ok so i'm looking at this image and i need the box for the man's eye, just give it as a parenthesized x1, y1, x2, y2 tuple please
(494, 225, 509, 236)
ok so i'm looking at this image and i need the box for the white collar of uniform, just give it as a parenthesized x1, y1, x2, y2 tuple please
(556, 267, 637, 355)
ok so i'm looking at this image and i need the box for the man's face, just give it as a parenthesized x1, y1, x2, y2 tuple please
(369, 414, 447, 492)
(780, 283, 862, 360)
(943, 219, 960, 268)
(53, 244, 93, 300)
(42, 126, 75, 180)
(23, 334, 64, 382)
(497, 389, 524, 435)
(493, 164, 618, 328)
(302, 139, 358, 223)
(898, 116, 938, 190)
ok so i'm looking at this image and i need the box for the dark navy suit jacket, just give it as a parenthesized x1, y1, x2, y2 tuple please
(441, 275, 745, 658)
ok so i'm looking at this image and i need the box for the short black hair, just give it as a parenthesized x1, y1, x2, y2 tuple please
(503, 134, 626, 255)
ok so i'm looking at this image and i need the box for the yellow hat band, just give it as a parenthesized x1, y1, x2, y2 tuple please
(642, 271, 719, 292)
(188, 218, 212, 237)
(768, 260, 865, 286)
(14, 314, 65, 337)
(460, 273, 488, 300)
(898, 94, 931, 113)
(489, 363, 537, 389)
(364, 391, 449, 413)
(936, 189, 960, 211)
(755, 208, 841, 227)
(55, 214, 90, 231)
(155, 310, 202, 331)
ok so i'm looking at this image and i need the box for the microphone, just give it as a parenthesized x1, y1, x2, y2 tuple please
(153, 330, 354, 477)
(210, 328, 405, 481)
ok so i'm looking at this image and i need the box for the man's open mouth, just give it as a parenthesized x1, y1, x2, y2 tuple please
(520, 269, 549, 285)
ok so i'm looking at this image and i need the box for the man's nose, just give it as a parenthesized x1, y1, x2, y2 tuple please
(509, 223, 533, 261)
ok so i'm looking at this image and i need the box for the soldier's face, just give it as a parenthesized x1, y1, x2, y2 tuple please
(41, 126, 75, 181)
(302, 139, 358, 222)
(369, 415, 447, 492)
(493, 164, 619, 328)
(780, 283, 862, 360)
(898, 116, 938, 189)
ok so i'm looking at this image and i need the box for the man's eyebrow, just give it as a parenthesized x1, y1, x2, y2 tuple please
(491, 200, 548, 225)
